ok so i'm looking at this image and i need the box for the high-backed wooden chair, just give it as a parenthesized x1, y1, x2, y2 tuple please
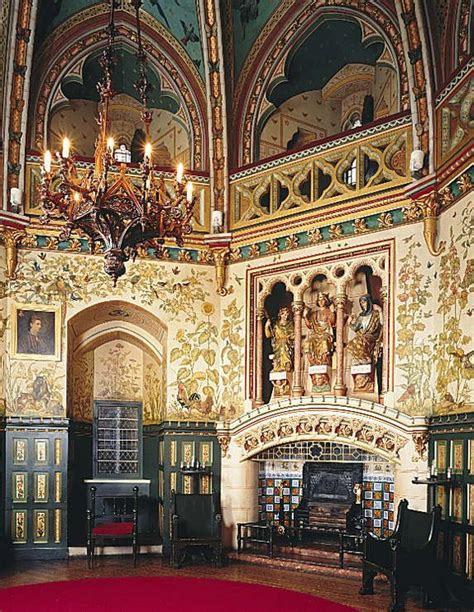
(360, 499, 442, 611)
(170, 491, 222, 568)
(86, 485, 139, 568)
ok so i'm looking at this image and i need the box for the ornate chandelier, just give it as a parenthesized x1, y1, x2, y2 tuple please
(39, 0, 196, 284)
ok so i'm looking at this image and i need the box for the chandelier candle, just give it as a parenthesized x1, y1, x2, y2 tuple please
(38, 0, 196, 284)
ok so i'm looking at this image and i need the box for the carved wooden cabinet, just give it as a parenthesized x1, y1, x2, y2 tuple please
(0, 416, 68, 560)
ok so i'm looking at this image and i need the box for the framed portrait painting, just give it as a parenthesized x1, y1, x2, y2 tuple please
(12, 303, 61, 361)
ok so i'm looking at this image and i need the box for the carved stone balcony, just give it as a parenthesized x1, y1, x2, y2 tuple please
(229, 114, 412, 232)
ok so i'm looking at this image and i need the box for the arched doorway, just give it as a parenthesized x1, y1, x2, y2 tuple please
(66, 301, 167, 548)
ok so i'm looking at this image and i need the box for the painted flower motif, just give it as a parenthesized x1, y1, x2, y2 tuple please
(285, 235, 299, 250)
(329, 224, 343, 238)
(353, 218, 368, 233)
(378, 212, 393, 228)
(202, 302, 215, 316)
(266, 239, 279, 254)
(308, 228, 323, 244)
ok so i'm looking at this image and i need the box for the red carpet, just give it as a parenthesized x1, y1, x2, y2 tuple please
(0, 576, 356, 611)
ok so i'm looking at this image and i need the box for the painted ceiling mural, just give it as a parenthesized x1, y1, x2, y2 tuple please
(232, 0, 281, 77)
(35, 0, 205, 77)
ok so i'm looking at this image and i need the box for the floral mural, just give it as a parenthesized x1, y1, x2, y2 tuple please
(9, 251, 211, 324)
(432, 204, 474, 413)
(70, 351, 94, 422)
(169, 301, 220, 419)
(95, 341, 142, 401)
(395, 238, 434, 415)
(143, 356, 165, 423)
(5, 358, 65, 417)
(219, 299, 245, 418)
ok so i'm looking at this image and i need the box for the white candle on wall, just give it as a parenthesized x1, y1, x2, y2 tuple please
(107, 137, 115, 154)
(176, 162, 184, 184)
(144, 142, 152, 161)
(186, 181, 193, 203)
(44, 150, 52, 173)
(62, 137, 70, 158)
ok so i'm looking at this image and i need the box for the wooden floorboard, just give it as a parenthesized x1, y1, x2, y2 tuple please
(0, 555, 469, 611)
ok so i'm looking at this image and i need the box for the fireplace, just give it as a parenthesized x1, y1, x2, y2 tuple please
(295, 462, 363, 530)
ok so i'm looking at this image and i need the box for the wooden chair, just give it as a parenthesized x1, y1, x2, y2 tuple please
(86, 485, 139, 568)
(170, 491, 222, 568)
(359, 499, 442, 611)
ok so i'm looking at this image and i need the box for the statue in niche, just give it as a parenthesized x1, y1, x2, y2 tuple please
(265, 306, 294, 397)
(303, 293, 336, 392)
(347, 294, 383, 392)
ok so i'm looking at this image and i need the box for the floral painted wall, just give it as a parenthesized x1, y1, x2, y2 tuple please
(395, 193, 473, 415)
(2, 190, 472, 422)
(433, 196, 473, 413)
(4, 247, 243, 421)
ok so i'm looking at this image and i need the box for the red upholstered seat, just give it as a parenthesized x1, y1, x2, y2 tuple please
(92, 521, 134, 536)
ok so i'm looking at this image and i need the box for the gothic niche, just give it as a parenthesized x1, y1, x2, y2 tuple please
(345, 266, 383, 395)
(302, 274, 336, 393)
(263, 283, 294, 402)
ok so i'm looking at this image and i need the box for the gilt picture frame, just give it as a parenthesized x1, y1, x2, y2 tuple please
(12, 303, 61, 361)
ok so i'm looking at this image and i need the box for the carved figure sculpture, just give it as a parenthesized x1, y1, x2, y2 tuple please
(265, 307, 294, 372)
(303, 293, 336, 392)
(347, 295, 383, 393)
(265, 306, 294, 397)
(347, 295, 382, 364)
(303, 293, 336, 365)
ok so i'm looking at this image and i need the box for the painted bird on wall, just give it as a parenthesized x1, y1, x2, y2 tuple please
(180, 20, 199, 46)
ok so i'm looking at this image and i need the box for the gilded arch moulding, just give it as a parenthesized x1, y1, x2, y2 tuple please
(234, 1, 409, 165)
(29, 15, 207, 170)
(220, 396, 427, 463)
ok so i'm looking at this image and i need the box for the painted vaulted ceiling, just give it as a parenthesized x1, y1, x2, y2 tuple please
(35, 0, 205, 76)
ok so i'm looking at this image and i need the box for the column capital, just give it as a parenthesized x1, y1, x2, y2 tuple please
(292, 301, 304, 314)
(334, 293, 346, 308)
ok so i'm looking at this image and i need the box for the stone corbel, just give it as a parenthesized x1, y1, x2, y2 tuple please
(0, 226, 24, 280)
(217, 434, 231, 458)
(412, 431, 429, 461)
(204, 232, 232, 296)
(418, 191, 445, 256)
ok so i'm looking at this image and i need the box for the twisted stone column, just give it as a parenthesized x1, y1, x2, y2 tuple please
(255, 308, 265, 406)
(380, 287, 389, 397)
(334, 293, 347, 397)
(292, 301, 304, 397)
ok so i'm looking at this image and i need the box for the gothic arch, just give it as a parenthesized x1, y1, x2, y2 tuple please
(222, 396, 427, 463)
(233, 2, 408, 166)
(28, 10, 208, 169)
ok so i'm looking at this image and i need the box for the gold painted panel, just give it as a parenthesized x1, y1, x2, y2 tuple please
(469, 484, 474, 525)
(436, 441, 447, 472)
(12, 472, 27, 503)
(170, 441, 177, 467)
(170, 471, 177, 493)
(452, 487, 463, 522)
(54, 509, 61, 544)
(35, 439, 48, 465)
(200, 474, 211, 495)
(200, 442, 212, 466)
(452, 441, 464, 473)
(470, 440, 474, 475)
(12, 510, 27, 543)
(34, 510, 48, 543)
(54, 472, 62, 503)
(436, 485, 446, 517)
(183, 475, 192, 495)
(13, 439, 27, 464)
(34, 473, 48, 503)
(54, 439, 62, 465)
(182, 442, 195, 465)
(452, 534, 463, 574)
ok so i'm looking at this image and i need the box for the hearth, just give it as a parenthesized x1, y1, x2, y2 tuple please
(294, 462, 363, 531)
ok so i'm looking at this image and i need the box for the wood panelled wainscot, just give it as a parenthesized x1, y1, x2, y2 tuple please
(0, 417, 68, 560)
